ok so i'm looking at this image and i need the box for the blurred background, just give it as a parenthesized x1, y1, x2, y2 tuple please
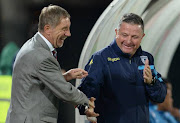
(0, 0, 180, 123)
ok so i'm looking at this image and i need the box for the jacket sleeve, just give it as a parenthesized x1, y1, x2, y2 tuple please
(36, 57, 89, 106)
(145, 55, 167, 103)
(78, 53, 105, 115)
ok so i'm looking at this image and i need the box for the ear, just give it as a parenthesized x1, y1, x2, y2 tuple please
(142, 33, 145, 39)
(44, 24, 52, 35)
(143, 33, 145, 37)
(115, 28, 120, 39)
(115, 28, 118, 35)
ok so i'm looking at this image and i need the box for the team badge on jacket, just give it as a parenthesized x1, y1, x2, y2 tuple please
(140, 56, 148, 64)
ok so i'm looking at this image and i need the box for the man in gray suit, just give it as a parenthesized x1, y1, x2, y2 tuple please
(6, 5, 99, 123)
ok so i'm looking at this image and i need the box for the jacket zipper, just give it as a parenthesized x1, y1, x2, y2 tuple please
(129, 59, 131, 64)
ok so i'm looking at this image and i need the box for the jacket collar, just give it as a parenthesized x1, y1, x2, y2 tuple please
(110, 39, 142, 58)
(37, 32, 55, 52)
(34, 32, 51, 51)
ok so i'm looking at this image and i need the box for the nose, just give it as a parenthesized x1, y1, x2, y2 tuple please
(65, 30, 71, 37)
(126, 36, 132, 44)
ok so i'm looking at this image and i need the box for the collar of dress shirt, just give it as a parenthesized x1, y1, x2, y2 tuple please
(37, 32, 55, 52)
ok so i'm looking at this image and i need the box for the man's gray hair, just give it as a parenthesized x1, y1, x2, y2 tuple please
(118, 13, 144, 32)
(38, 4, 70, 32)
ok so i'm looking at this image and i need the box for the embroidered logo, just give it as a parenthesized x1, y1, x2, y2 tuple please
(89, 59, 93, 65)
(107, 57, 120, 62)
(140, 56, 148, 64)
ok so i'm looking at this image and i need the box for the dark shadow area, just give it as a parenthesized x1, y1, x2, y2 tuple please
(168, 43, 180, 108)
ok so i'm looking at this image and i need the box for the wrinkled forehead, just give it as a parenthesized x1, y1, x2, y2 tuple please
(120, 22, 142, 29)
(118, 22, 144, 34)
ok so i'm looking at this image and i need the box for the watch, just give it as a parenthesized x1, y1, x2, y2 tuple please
(149, 77, 156, 86)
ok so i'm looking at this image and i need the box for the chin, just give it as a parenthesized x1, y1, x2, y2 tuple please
(58, 44, 63, 48)
(122, 49, 132, 54)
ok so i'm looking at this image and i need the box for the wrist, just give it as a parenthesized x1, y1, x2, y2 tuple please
(149, 77, 156, 86)
(63, 73, 71, 81)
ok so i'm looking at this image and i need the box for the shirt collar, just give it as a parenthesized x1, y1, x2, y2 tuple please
(38, 32, 55, 52)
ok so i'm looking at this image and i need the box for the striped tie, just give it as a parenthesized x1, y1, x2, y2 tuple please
(52, 50, 57, 59)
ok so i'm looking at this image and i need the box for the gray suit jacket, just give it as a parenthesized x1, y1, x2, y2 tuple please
(6, 33, 89, 123)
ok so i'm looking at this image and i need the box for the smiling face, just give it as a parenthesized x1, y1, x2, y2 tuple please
(115, 22, 145, 57)
(47, 17, 71, 48)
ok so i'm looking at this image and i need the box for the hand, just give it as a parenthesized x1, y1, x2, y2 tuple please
(85, 97, 99, 123)
(63, 68, 88, 81)
(143, 59, 153, 84)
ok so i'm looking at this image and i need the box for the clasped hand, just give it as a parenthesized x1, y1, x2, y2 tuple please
(85, 97, 99, 123)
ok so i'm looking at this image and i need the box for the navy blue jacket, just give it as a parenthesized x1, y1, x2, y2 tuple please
(78, 40, 167, 123)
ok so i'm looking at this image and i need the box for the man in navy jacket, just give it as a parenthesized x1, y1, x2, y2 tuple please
(78, 13, 167, 123)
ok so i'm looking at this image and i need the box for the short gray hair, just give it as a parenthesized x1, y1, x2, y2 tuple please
(118, 13, 144, 32)
(38, 4, 70, 32)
